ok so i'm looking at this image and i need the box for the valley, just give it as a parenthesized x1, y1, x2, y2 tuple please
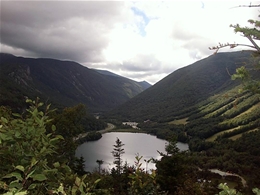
(1, 51, 260, 194)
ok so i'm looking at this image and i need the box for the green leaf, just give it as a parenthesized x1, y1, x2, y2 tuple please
(9, 180, 22, 188)
(1, 117, 8, 123)
(12, 113, 21, 118)
(0, 133, 9, 141)
(28, 183, 37, 190)
(55, 135, 64, 140)
(3, 172, 23, 181)
(15, 131, 22, 138)
(51, 125, 56, 131)
(40, 147, 46, 154)
(26, 99, 32, 103)
(71, 186, 77, 194)
(62, 164, 71, 173)
(94, 178, 101, 184)
(26, 169, 36, 180)
(75, 177, 81, 187)
(15, 165, 25, 172)
(253, 188, 260, 195)
(2, 192, 13, 195)
(56, 183, 66, 194)
(46, 104, 51, 111)
(43, 168, 58, 175)
(53, 162, 60, 168)
(31, 157, 38, 167)
(50, 136, 63, 144)
(15, 191, 28, 195)
(31, 174, 47, 181)
(38, 102, 44, 107)
(3, 191, 28, 195)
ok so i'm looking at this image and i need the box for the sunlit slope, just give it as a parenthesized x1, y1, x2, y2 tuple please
(184, 87, 260, 141)
(110, 51, 253, 122)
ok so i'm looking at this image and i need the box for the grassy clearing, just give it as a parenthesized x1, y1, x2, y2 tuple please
(219, 102, 260, 127)
(204, 100, 236, 118)
(229, 133, 243, 141)
(234, 102, 260, 119)
(229, 128, 259, 141)
(168, 117, 188, 125)
(206, 127, 239, 142)
(207, 127, 259, 142)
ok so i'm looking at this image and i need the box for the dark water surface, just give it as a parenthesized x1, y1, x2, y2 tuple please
(76, 132, 188, 172)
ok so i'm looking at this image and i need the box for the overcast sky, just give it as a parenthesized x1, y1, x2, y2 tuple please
(1, 1, 259, 84)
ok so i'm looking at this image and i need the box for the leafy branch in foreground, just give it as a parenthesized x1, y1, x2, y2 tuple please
(128, 154, 163, 195)
(217, 183, 260, 195)
(0, 98, 100, 194)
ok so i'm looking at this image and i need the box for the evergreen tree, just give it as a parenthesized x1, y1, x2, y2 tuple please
(111, 137, 125, 195)
(96, 159, 104, 174)
(156, 138, 191, 194)
(74, 156, 86, 176)
(111, 137, 125, 174)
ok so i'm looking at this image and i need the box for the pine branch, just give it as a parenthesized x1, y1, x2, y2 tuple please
(245, 35, 260, 53)
(209, 42, 256, 54)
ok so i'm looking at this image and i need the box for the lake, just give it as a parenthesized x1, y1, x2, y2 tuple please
(76, 132, 189, 172)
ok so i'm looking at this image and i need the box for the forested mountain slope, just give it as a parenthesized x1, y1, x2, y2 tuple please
(0, 53, 151, 112)
(109, 51, 255, 121)
(107, 51, 260, 189)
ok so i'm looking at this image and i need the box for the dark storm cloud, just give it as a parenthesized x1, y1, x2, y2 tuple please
(1, 1, 124, 62)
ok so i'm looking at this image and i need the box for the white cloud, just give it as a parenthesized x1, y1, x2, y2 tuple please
(1, 1, 259, 84)
(99, 1, 260, 84)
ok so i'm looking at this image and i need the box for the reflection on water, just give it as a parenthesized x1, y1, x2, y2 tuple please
(76, 132, 188, 172)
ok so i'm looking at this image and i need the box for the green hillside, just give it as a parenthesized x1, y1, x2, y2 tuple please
(185, 88, 260, 140)
(108, 50, 260, 144)
(109, 51, 255, 122)
(105, 51, 260, 190)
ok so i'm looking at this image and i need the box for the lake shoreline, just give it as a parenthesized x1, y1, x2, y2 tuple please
(76, 132, 189, 172)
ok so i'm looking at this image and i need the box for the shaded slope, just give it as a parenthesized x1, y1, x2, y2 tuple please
(110, 51, 253, 121)
(0, 53, 149, 112)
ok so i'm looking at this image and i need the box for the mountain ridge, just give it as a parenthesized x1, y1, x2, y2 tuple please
(109, 51, 254, 121)
(0, 53, 151, 112)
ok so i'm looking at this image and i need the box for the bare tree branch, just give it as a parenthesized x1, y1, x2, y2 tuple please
(210, 3, 260, 54)
(230, 3, 260, 9)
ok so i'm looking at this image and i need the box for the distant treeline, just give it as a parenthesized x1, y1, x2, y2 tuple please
(76, 131, 102, 144)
